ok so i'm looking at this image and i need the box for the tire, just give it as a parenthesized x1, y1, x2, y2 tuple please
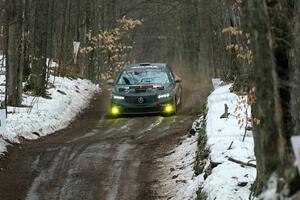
(109, 113, 118, 119)
(178, 91, 183, 108)
(173, 98, 178, 115)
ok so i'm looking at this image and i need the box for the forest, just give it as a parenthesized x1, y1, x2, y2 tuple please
(1, 0, 300, 198)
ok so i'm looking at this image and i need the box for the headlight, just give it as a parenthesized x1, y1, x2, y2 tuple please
(112, 95, 125, 100)
(158, 93, 170, 99)
(164, 104, 174, 113)
(111, 106, 120, 115)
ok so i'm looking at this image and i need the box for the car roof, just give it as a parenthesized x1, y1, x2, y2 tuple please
(124, 63, 168, 70)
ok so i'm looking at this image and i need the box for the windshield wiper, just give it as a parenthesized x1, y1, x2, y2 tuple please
(123, 77, 131, 85)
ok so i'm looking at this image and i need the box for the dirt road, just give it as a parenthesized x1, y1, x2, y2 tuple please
(0, 84, 208, 200)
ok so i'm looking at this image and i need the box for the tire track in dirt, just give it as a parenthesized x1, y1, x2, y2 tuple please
(0, 82, 210, 200)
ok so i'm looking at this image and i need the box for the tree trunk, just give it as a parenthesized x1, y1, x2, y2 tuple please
(6, 0, 23, 106)
(31, 0, 48, 96)
(242, 0, 285, 195)
(22, 0, 30, 81)
(290, 2, 300, 136)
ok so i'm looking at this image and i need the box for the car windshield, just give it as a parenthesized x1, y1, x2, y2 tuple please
(117, 68, 171, 85)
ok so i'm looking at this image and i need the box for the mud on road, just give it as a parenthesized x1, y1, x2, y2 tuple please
(0, 82, 209, 200)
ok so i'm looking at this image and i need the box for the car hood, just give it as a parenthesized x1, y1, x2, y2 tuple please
(113, 83, 173, 95)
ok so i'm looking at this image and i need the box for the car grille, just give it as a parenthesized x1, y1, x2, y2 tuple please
(125, 95, 157, 104)
(123, 107, 160, 113)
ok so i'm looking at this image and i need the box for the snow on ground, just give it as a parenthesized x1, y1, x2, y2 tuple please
(154, 132, 204, 200)
(201, 84, 256, 200)
(153, 83, 256, 200)
(0, 74, 99, 156)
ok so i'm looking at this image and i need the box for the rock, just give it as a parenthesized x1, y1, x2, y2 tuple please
(172, 174, 179, 179)
(189, 128, 196, 136)
(195, 122, 201, 130)
(211, 161, 222, 169)
(237, 182, 248, 187)
(176, 180, 187, 184)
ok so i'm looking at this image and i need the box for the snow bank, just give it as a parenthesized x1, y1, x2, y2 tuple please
(0, 75, 99, 156)
(201, 84, 256, 199)
(154, 84, 256, 200)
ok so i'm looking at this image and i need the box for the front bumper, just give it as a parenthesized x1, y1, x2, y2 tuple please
(110, 97, 175, 115)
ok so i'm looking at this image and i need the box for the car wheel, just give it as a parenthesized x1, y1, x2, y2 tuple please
(109, 113, 118, 119)
(178, 92, 182, 108)
(173, 98, 178, 115)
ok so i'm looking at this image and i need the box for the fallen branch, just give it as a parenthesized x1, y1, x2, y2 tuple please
(227, 157, 256, 168)
(227, 141, 234, 150)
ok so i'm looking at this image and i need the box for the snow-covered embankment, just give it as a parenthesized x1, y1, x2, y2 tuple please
(154, 83, 256, 200)
(0, 76, 99, 156)
(200, 84, 256, 199)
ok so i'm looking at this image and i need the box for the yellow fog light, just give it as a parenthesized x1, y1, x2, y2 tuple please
(111, 106, 120, 115)
(165, 104, 173, 113)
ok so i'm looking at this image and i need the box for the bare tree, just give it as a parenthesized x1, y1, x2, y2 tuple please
(30, 0, 48, 96)
(6, 0, 24, 106)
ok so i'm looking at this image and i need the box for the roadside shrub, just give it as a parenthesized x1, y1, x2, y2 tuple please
(194, 100, 209, 175)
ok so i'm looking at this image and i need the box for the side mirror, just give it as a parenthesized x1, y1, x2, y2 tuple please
(174, 73, 182, 83)
(175, 77, 182, 83)
(107, 79, 114, 85)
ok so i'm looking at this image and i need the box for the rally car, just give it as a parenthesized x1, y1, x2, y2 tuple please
(108, 63, 182, 116)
